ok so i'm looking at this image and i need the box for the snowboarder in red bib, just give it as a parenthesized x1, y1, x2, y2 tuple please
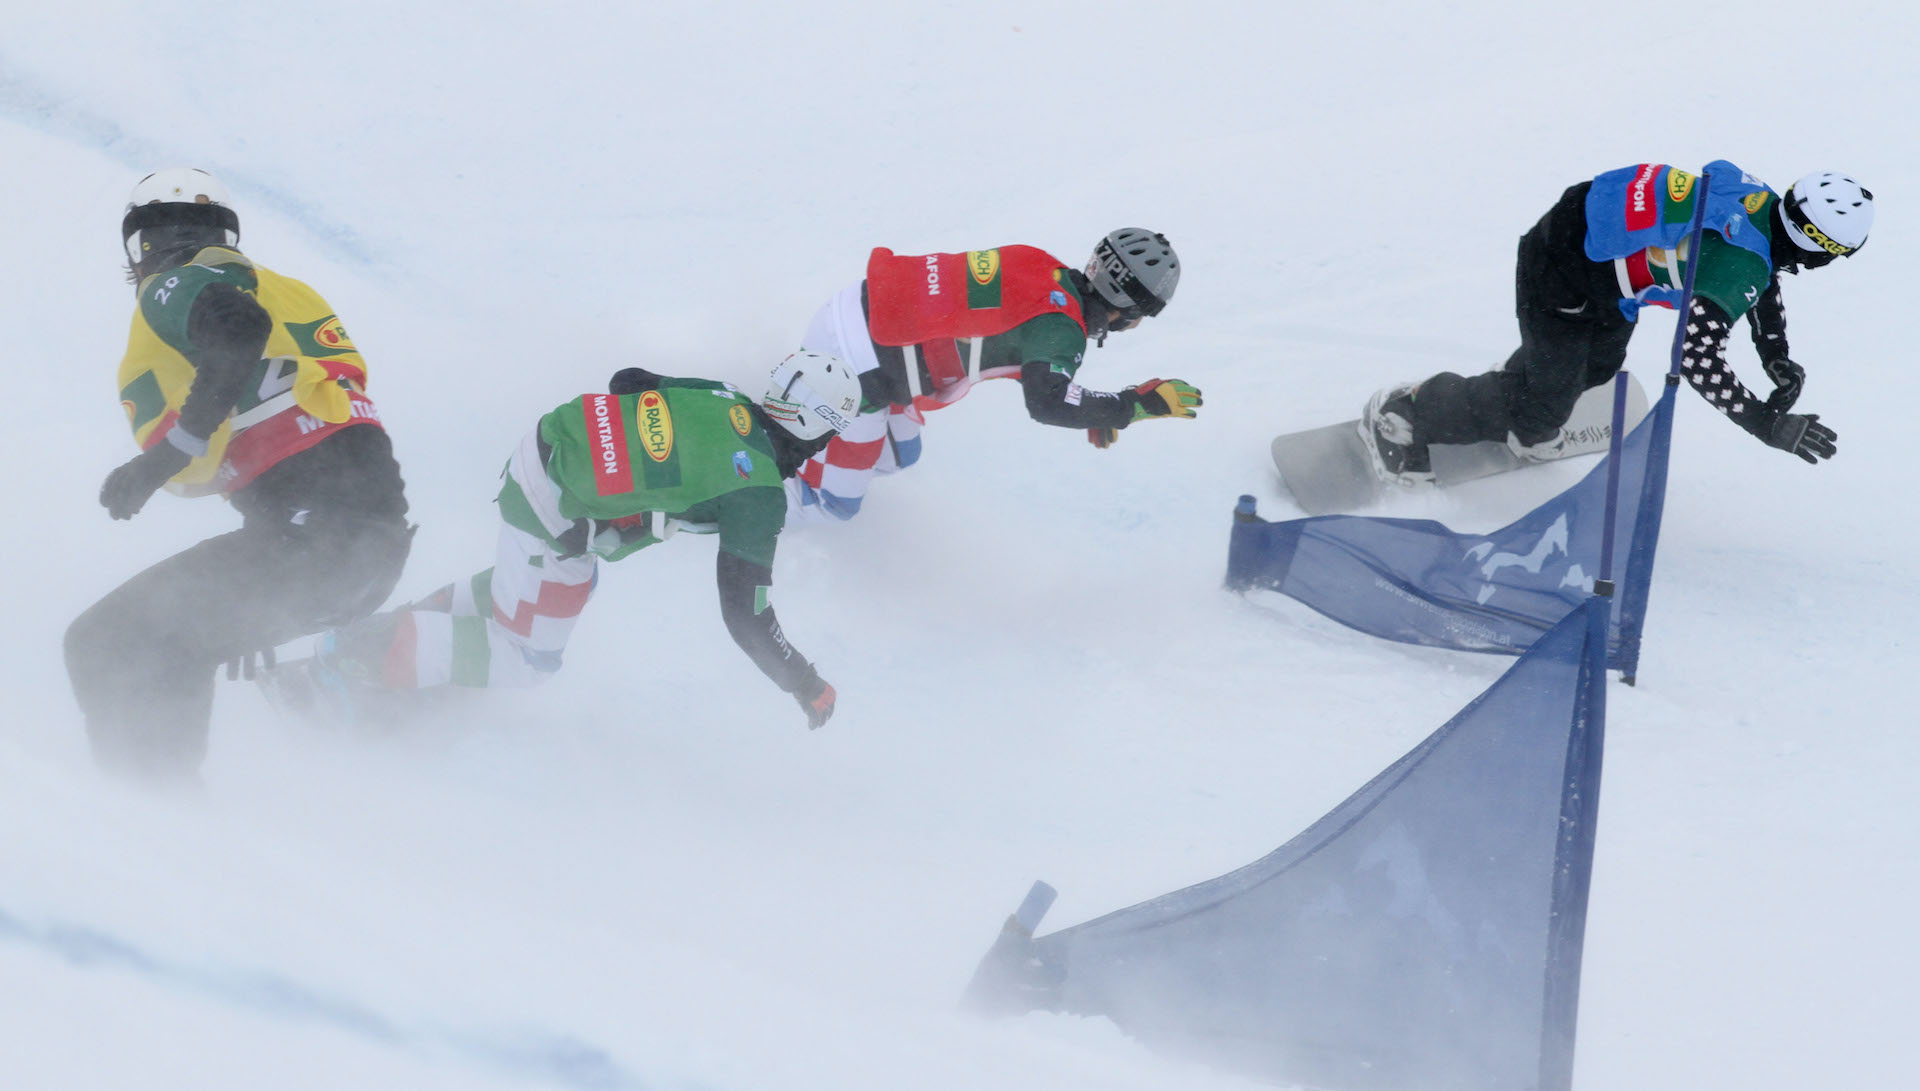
(785, 229, 1201, 523)
(1358, 162, 1870, 487)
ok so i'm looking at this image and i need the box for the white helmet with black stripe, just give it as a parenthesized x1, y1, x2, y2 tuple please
(121, 167, 241, 279)
(1779, 172, 1873, 259)
(761, 351, 861, 441)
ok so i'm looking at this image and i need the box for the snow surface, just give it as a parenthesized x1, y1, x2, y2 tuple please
(3, 2, 1916, 1087)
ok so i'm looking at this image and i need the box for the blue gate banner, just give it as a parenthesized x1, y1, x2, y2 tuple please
(1227, 381, 1676, 676)
(970, 598, 1611, 1091)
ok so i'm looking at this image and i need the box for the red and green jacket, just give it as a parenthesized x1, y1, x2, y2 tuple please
(861, 246, 1140, 430)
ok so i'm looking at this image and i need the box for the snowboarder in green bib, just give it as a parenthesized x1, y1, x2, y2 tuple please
(272, 352, 860, 729)
(1358, 162, 1871, 486)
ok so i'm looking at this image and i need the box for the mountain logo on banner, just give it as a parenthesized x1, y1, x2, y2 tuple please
(1464, 515, 1589, 606)
(1225, 377, 1678, 675)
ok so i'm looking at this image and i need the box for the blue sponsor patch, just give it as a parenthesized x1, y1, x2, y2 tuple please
(1049, 290, 1068, 307)
(733, 450, 754, 478)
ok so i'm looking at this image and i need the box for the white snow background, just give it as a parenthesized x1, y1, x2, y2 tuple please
(2, 2, 1915, 1088)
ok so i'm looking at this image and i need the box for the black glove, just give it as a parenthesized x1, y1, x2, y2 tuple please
(1087, 427, 1119, 449)
(1761, 356, 1805, 414)
(1763, 412, 1837, 464)
(99, 441, 193, 520)
(553, 513, 654, 560)
(553, 517, 596, 560)
(796, 679, 836, 730)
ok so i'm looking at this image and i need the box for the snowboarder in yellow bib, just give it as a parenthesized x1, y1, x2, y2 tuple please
(65, 168, 412, 782)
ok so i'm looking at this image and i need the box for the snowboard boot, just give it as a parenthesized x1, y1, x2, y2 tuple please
(255, 647, 361, 727)
(1359, 383, 1434, 487)
(257, 637, 445, 732)
(256, 619, 411, 731)
(1505, 428, 1568, 463)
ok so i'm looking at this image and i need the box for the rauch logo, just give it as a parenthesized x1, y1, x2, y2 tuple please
(1666, 169, 1695, 204)
(967, 249, 1000, 286)
(313, 316, 355, 353)
(639, 390, 675, 462)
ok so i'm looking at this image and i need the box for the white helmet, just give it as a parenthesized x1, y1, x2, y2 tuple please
(121, 167, 240, 275)
(1779, 172, 1873, 257)
(128, 166, 233, 209)
(760, 351, 861, 441)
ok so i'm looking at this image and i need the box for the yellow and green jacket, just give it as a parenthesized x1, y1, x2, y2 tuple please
(117, 246, 382, 497)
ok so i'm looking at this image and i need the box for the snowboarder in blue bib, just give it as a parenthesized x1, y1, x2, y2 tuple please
(1359, 161, 1871, 486)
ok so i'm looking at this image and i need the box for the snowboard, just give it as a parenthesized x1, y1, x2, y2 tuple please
(1270, 374, 1649, 516)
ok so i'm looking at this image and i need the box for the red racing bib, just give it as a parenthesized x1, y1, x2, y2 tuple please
(864, 245, 1085, 347)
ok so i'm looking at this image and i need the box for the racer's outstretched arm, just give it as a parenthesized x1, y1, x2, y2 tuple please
(1682, 296, 1834, 463)
(715, 548, 835, 727)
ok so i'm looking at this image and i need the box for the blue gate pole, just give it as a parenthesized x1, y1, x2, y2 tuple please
(1666, 169, 1714, 378)
(1539, 595, 1613, 1091)
(1610, 166, 1715, 687)
(1596, 372, 1631, 598)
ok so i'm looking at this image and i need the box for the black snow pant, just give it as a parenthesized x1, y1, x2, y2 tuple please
(64, 509, 412, 780)
(1413, 182, 1636, 447)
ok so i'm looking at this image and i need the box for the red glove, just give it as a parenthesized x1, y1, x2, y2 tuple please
(797, 681, 837, 730)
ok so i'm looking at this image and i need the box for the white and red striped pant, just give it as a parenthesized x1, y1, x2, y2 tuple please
(341, 429, 600, 688)
(786, 281, 930, 524)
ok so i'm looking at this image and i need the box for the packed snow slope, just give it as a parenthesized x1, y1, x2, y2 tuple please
(3, 3, 1915, 1088)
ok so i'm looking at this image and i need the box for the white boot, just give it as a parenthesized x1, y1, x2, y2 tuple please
(1358, 383, 1435, 486)
(1505, 430, 1568, 463)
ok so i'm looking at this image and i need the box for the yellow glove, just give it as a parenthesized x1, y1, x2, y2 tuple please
(1127, 378, 1203, 421)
